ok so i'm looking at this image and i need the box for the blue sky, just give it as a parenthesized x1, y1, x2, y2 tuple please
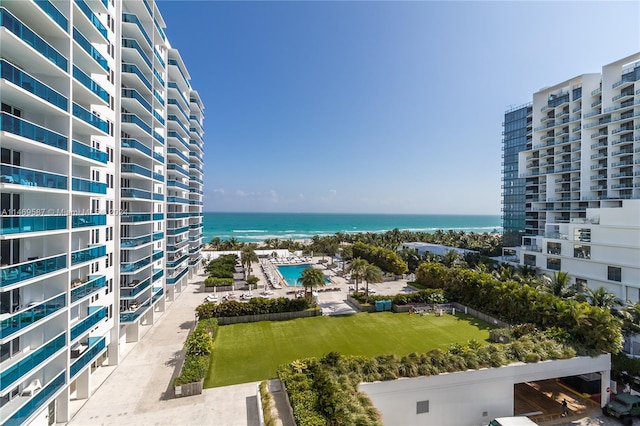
(158, 1, 640, 215)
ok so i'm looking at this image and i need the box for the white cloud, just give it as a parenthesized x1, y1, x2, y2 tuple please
(213, 188, 225, 194)
(328, 189, 337, 197)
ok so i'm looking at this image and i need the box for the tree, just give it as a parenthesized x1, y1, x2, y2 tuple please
(363, 264, 383, 299)
(538, 271, 577, 298)
(578, 286, 622, 310)
(297, 267, 326, 299)
(349, 258, 369, 293)
(241, 246, 258, 279)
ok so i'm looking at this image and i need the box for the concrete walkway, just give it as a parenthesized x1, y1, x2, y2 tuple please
(68, 275, 261, 426)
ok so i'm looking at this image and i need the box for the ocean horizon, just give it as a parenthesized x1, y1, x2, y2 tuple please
(202, 212, 502, 243)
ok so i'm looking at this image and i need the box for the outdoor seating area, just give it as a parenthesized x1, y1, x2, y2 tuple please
(260, 259, 283, 289)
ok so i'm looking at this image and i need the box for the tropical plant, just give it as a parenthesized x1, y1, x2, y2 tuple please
(538, 271, 577, 298)
(241, 245, 258, 279)
(577, 286, 622, 310)
(297, 268, 327, 299)
(349, 258, 369, 294)
(363, 264, 383, 299)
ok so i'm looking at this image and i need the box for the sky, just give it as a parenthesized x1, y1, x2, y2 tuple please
(157, 0, 640, 215)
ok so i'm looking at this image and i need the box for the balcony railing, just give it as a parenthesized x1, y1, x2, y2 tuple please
(72, 103, 108, 132)
(167, 180, 189, 190)
(70, 306, 107, 340)
(73, 28, 108, 71)
(0, 294, 66, 339)
(0, 333, 65, 392)
(153, 213, 164, 220)
(121, 188, 151, 200)
(122, 88, 152, 112)
(4, 371, 65, 426)
(168, 58, 188, 85)
(72, 140, 108, 163)
(167, 146, 189, 162)
(71, 214, 106, 228)
(153, 110, 165, 125)
(154, 89, 165, 106)
(167, 163, 189, 177)
(70, 336, 106, 377)
(122, 163, 152, 178)
(122, 63, 151, 90)
(153, 193, 164, 201)
(167, 196, 190, 204)
(0, 163, 67, 189)
(0, 8, 68, 71)
(122, 38, 152, 68)
(121, 138, 151, 157)
(120, 277, 151, 298)
(167, 254, 188, 269)
(121, 255, 151, 273)
(0, 215, 66, 235)
(71, 275, 106, 302)
(72, 177, 107, 194)
(121, 234, 151, 248)
(152, 250, 163, 261)
(0, 112, 67, 150)
(121, 212, 151, 222)
(0, 254, 67, 287)
(1, 59, 68, 110)
(167, 267, 188, 284)
(153, 68, 165, 87)
(73, 66, 109, 103)
(153, 231, 164, 241)
(71, 245, 106, 265)
(120, 299, 151, 323)
(153, 130, 164, 144)
(122, 13, 151, 46)
(34, 0, 68, 31)
(121, 113, 151, 134)
(154, 48, 165, 68)
(74, 0, 108, 39)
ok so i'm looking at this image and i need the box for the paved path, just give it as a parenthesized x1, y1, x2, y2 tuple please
(68, 275, 261, 426)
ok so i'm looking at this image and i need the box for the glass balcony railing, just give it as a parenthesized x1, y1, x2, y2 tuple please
(121, 213, 151, 222)
(0, 333, 65, 392)
(121, 256, 151, 273)
(167, 196, 190, 204)
(153, 213, 164, 220)
(74, 0, 108, 39)
(153, 131, 165, 144)
(70, 306, 107, 340)
(168, 58, 188, 85)
(72, 177, 107, 194)
(34, 0, 68, 31)
(71, 214, 106, 228)
(0, 215, 66, 235)
(121, 234, 151, 248)
(71, 245, 106, 265)
(73, 28, 108, 71)
(168, 115, 190, 135)
(4, 371, 65, 426)
(153, 151, 164, 163)
(122, 13, 152, 46)
(167, 267, 188, 285)
(152, 268, 164, 282)
(122, 163, 152, 178)
(0, 112, 68, 150)
(153, 171, 164, 182)
(154, 48, 165, 68)
(153, 68, 165, 86)
(1, 60, 68, 110)
(190, 138, 203, 151)
(121, 188, 151, 200)
(121, 138, 151, 157)
(71, 275, 106, 302)
(0, 294, 65, 339)
(72, 102, 108, 132)
(120, 299, 151, 323)
(122, 88, 152, 112)
(152, 287, 164, 302)
(167, 98, 189, 121)
(168, 133, 189, 152)
(167, 226, 189, 236)
(190, 164, 204, 174)
(154, 18, 166, 41)
(153, 193, 164, 201)
(0, 8, 68, 71)
(153, 231, 164, 241)
(122, 63, 151, 90)
(167, 163, 189, 177)
(167, 82, 188, 105)
(73, 66, 109, 103)
(120, 277, 151, 298)
(0, 254, 67, 288)
(72, 140, 108, 163)
(70, 336, 106, 377)
(168, 211, 189, 218)
(122, 38, 152, 68)
(152, 250, 163, 261)
(167, 180, 189, 191)
(153, 89, 165, 106)
(142, 0, 153, 17)
(166, 254, 188, 269)
(153, 110, 165, 125)
(121, 113, 151, 134)
(0, 163, 67, 189)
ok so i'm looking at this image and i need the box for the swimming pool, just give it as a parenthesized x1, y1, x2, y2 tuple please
(276, 264, 331, 286)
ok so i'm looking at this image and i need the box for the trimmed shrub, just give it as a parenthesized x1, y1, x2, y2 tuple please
(204, 277, 234, 286)
(196, 297, 312, 319)
(174, 318, 218, 387)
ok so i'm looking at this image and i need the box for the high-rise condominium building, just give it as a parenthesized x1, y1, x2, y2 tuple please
(502, 52, 639, 313)
(0, 0, 204, 423)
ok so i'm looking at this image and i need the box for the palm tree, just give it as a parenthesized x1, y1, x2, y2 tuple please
(363, 264, 383, 299)
(538, 271, 576, 298)
(241, 246, 258, 279)
(349, 258, 368, 293)
(577, 286, 622, 310)
(297, 267, 326, 299)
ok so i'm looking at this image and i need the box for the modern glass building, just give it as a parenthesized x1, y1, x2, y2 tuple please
(0, 0, 204, 424)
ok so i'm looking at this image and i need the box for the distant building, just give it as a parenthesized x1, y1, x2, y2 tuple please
(399, 242, 478, 258)
(0, 1, 204, 423)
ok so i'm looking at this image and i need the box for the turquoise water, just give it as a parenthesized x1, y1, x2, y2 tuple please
(202, 212, 501, 243)
(277, 264, 331, 286)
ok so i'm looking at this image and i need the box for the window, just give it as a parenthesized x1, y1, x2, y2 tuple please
(547, 258, 561, 271)
(573, 245, 591, 259)
(416, 400, 429, 414)
(608, 266, 622, 282)
(575, 278, 587, 292)
(574, 228, 591, 242)
(524, 254, 536, 267)
(547, 242, 561, 255)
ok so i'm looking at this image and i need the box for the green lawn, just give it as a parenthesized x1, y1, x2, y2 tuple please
(206, 312, 494, 387)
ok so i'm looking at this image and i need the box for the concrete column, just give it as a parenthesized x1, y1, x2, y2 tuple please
(56, 385, 70, 423)
(126, 321, 140, 342)
(601, 369, 611, 407)
(76, 368, 91, 399)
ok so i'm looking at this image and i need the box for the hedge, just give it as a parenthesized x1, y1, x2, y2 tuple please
(204, 277, 234, 286)
(350, 288, 446, 306)
(174, 318, 218, 386)
(196, 297, 311, 319)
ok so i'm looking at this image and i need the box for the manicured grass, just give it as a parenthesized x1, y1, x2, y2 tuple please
(206, 312, 494, 387)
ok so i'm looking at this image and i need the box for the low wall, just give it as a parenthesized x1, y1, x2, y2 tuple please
(451, 302, 510, 328)
(346, 295, 375, 313)
(217, 309, 320, 325)
(203, 285, 233, 293)
(174, 379, 203, 398)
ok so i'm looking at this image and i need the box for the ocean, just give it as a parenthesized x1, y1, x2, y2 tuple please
(202, 212, 502, 243)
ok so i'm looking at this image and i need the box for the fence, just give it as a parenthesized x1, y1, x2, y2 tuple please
(217, 309, 320, 325)
(451, 302, 510, 328)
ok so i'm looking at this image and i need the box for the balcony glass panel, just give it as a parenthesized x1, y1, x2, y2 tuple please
(153, 232, 164, 241)
(0, 215, 66, 235)
(121, 256, 151, 273)
(154, 48, 165, 68)
(121, 113, 151, 134)
(152, 287, 164, 302)
(4, 371, 65, 426)
(153, 213, 164, 220)
(0, 294, 65, 339)
(72, 28, 108, 71)
(122, 13, 151, 46)
(72, 66, 109, 103)
(142, 0, 153, 16)
(120, 277, 151, 298)
(152, 250, 163, 261)
(71, 275, 106, 302)
(167, 226, 189, 236)
(71, 214, 105, 228)
(153, 193, 164, 201)
(167, 267, 188, 284)
(0, 254, 67, 288)
(0, 334, 65, 392)
(121, 188, 151, 199)
(167, 196, 189, 204)
(72, 177, 107, 194)
(0, 112, 68, 150)
(122, 163, 152, 178)
(152, 268, 163, 282)
(167, 134, 189, 152)
(122, 63, 151, 90)
(168, 82, 188, 104)
(166, 255, 187, 269)
(71, 245, 106, 265)
(122, 88, 151, 112)
(153, 131, 164, 144)
(153, 171, 164, 182)
(168, 115, 189, 134)
(72, 140, 108, 163)
(121, 138, 151, 156)
(1, 60, 68, 110)
(121, 213, 151, 222)
(74, 0, 107, 39)
(168, 98, 189, 120)
(34, 0, 68, 31)
(72, 103, 108, 132)
(121, 234, 151, 248)
(120, 299, 151, 323)
(0, 164, 67, 189)
(167, 164, 189, 177)
(154, 18, 166, 41)
(153, 110, 165, 125)
(168, 58, 188, 84)
(167, 180, 189, 190)
(122, 38, 151, 68)
(153, 151, 164, 163)
(153, 89, 165, 106)
(70, 306, 107, 340)
(0, 8, 68, 71)
(169, 212, 189, 218)
(153, 68, 165, 86)
(70, 336, 106, 377)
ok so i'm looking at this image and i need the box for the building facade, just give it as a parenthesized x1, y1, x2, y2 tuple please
(503, 53, 640, 313)
(0, 0, 204, 424)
